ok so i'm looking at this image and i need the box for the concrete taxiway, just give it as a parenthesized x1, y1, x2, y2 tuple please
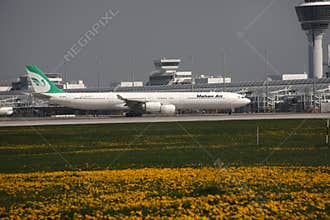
(1, 113, 330, 127)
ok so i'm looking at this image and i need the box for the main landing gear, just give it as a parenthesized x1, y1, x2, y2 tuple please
(125, 111, 143, 117)
(228, 108, 235, 115)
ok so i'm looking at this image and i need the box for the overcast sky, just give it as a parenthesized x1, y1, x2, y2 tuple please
(1, 0, 329, 87)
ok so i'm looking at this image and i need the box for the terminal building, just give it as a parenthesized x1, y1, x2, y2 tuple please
(281, 73, 308, 81)
(195, 75, 232, 84)
(110, 81, 144, 88)
(63, 80, 86, 90)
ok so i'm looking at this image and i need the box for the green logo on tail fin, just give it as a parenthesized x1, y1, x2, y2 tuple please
(26, 65, 65, 93)
(31, 77, 47, 87)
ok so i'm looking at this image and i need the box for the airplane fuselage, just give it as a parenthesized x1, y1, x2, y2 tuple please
(45, 91, 250, 111)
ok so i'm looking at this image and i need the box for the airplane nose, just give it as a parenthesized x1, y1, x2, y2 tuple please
(243, 98, 251, 105)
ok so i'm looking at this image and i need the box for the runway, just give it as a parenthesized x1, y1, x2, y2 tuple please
(1, 113, 330, 127)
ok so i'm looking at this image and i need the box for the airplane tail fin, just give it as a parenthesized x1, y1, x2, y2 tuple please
(26, 65, 65, 93)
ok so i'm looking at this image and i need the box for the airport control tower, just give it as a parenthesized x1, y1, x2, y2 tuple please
(296, 0, 330, 79)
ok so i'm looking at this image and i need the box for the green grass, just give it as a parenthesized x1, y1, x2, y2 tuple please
(0, 119, 328, 173)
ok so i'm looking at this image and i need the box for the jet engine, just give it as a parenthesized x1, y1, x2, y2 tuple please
(143, 102, 176, 114)
(160, 104, 176, 114)
(0, 107, 13, 116)
(144, 102, 162, 113)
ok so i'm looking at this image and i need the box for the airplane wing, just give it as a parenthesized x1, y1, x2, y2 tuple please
(117, 95, 144, 112)
(117, 95, 176, 116)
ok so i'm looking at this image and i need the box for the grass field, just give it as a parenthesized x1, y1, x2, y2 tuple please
(0, 119, 329, 218)
(0, 119, 328, 172)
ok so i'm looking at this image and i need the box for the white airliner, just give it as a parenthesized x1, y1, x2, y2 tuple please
(0, 98, 14, 116)
(26, 65, 250, 116)
(0, 107, 13, 116)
